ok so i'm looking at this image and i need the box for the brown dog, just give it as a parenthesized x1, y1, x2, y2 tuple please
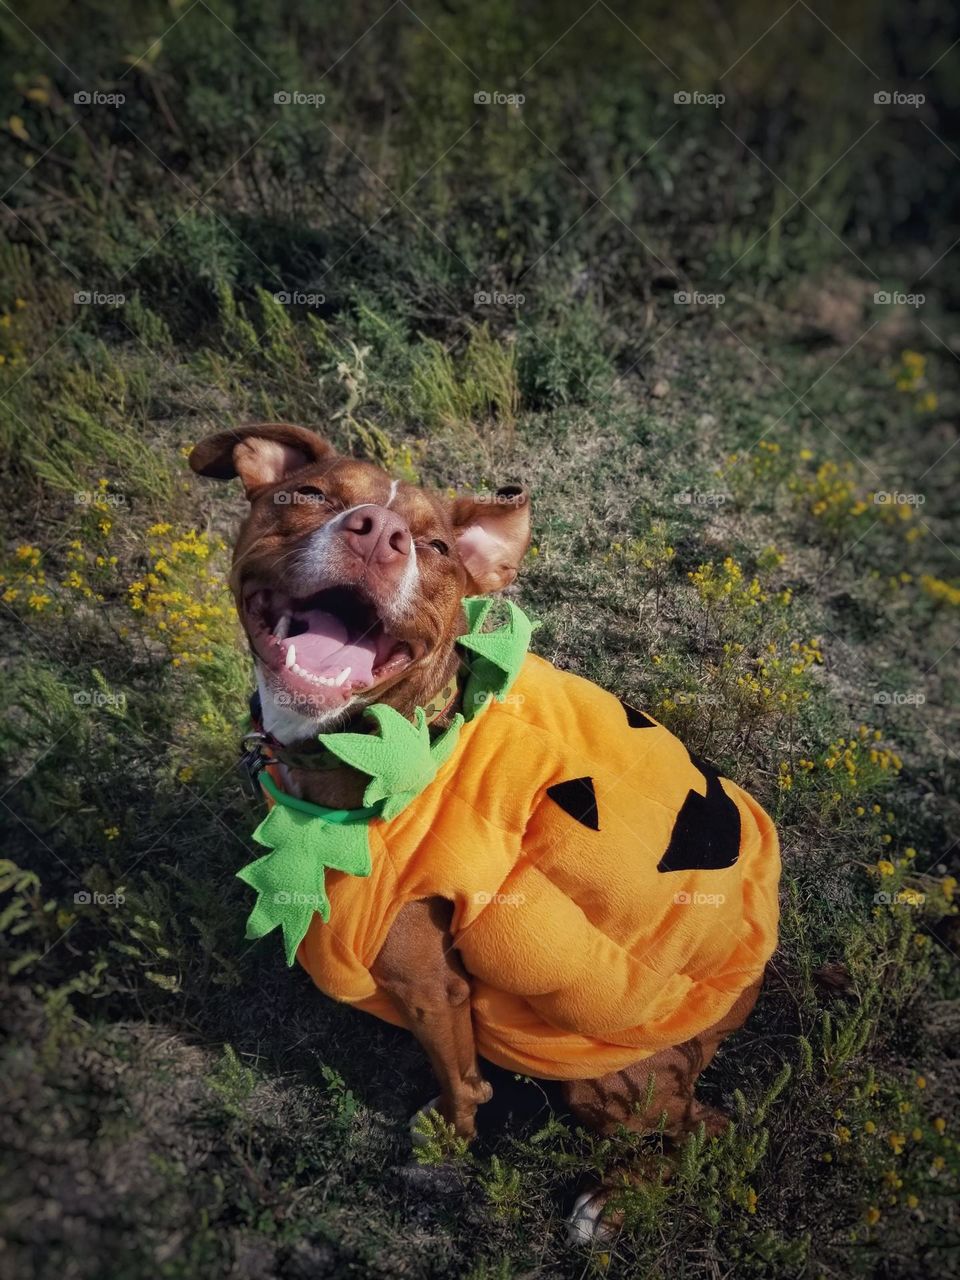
(190, 422, 778, 1243)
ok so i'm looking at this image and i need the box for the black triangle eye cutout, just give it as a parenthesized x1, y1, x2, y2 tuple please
(546, 777, 600, 831)
(619, 699, 657, 729)
(657, 755, 741, 872)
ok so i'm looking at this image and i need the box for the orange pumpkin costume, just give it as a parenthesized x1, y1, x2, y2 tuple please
(296, 652, 781, 1081)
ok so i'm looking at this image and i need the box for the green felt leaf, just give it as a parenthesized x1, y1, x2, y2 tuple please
(238, 804, 371, 965)
(429, 712, 465, 770)
(254, 802, 372, 875)
(458, 598, 534, 718)
(318, 704, 438, 809)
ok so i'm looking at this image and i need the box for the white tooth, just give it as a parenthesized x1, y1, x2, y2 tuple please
(285, 644, 296, 669)
(274, 613, 291, 641)
(335, 667, 351, 687)
(317, 675, 332, 686)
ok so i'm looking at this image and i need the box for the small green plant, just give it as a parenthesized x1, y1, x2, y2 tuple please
(320, 1063, 360, 1133)
(411, 1106, 472, 1166)
(207, 1044, 258, 1118)
(605, 522, 676, 615)
(479, 1155, 524, 1222)
(410, 325, 519, 433)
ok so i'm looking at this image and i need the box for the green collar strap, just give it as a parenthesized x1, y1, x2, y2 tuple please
(238, 596, 535, 964)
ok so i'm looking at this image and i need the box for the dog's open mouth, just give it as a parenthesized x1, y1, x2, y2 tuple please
(244, 584, 422, 709)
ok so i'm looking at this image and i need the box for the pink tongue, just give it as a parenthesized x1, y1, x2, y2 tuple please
(284, 609, 378, 683)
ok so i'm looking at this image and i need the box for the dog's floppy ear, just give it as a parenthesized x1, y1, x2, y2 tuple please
(450, 484, 531, 594)
(189, 423, 336, 498)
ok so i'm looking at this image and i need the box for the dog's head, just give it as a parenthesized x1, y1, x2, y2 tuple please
(190, 423, 531, 741)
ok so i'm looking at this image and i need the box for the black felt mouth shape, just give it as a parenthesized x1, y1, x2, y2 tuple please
(546, 776, 600, 831)
(657, 753, 742, 873)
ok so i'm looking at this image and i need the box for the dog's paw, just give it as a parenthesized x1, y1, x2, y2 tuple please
(409, 1096, 443, 1150)
(566, 1188, 617, 1247)
(463, 1074, 493, 1107)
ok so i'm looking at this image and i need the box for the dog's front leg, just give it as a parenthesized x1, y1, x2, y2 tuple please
(372, 896, 492, 1140)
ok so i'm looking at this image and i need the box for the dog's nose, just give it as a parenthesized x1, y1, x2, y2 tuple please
(341, 505, 411, 564)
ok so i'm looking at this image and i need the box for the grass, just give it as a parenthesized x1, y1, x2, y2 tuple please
(0, 2, 958, 1277)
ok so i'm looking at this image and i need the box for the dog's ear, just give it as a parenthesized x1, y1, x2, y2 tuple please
(189, 423, 336, 498)
(450, 485, 531, 594)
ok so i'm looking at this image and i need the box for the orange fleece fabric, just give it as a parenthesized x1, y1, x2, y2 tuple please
(297, 653, 781, 1081)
